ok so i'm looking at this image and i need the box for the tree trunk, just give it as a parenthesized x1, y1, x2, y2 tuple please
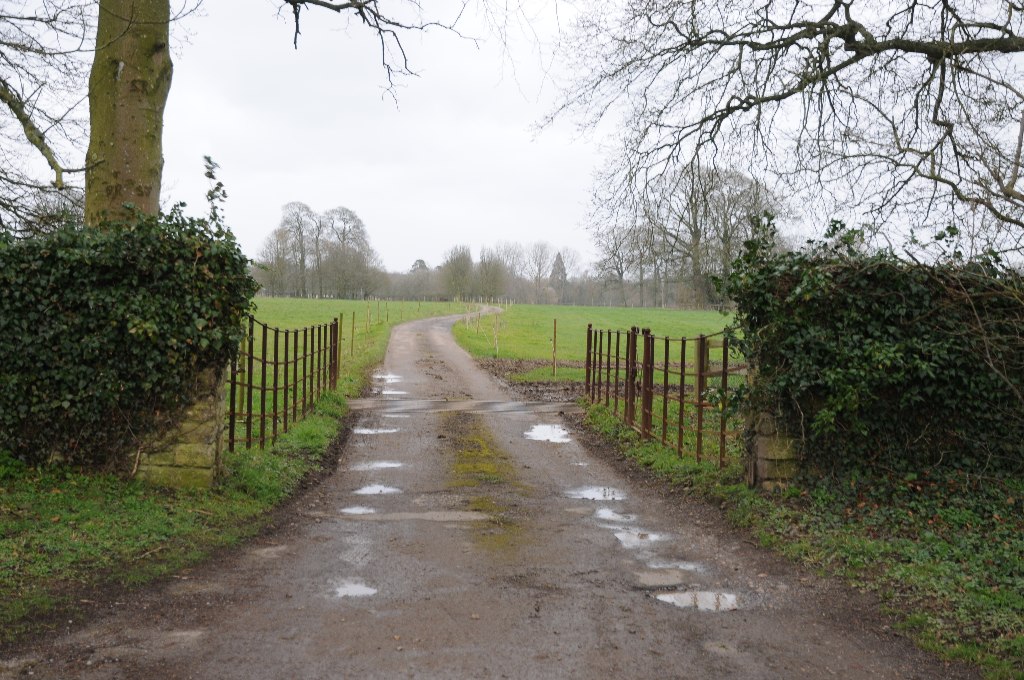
(85, 0, 172, 226)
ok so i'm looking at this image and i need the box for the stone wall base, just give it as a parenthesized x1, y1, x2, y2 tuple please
(748, 412, 798, 491)
(135, 367, 225, 489)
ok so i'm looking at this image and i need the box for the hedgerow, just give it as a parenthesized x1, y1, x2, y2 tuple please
(725, 218, 1024, 473)
(0, 207, 257, 468)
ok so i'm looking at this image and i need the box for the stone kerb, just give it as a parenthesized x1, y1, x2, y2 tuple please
(135, 367, 225, 488)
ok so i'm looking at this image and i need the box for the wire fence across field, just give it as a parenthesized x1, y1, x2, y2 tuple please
(584, 326, 747, 467)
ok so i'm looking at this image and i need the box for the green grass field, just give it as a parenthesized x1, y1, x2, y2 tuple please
(453, 304, 731, 382)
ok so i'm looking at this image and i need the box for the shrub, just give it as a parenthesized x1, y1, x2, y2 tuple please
(0, 206, 257, 468)
(725, 218, 1024, 473)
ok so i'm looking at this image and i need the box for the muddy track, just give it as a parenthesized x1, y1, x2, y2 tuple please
(0, 314, 978, 679)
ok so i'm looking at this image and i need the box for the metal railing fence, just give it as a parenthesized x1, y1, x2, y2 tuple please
(584, 325, 747, 467)
(227, 315, 339, 451)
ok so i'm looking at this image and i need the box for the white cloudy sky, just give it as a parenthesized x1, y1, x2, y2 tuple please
(161, 0, 605, 273)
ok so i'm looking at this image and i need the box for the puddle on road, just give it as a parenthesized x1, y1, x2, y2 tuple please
(373, 374, 403, 384)
(655, 591, 739, 611)
(614, 528, 666, 549)
(333, 580, 378, 598)
(648, 559, 703, 572)
(340, 506, 377, 515)
(350, 461, 403, 471)
(353, 484, 401, 495)
(572, 461, 589, 467)
(566, 486, 627, 501)
(383, 414, 410, 419)
(524, 424, 572, 443)
(382, 389, 408, 396)
(352, 427, 400, 435)
(595, 507, 635, 523)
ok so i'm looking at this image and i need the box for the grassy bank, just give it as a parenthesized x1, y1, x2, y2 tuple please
(0, 298, 455, 645)
(451, 304, 1023, 678)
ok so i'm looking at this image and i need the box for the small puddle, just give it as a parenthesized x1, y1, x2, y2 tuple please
(352, 427, 399, 435)
(648, 559, 703, 572)
(595, 508, 635, 523)
(614, 529, 665, 549)
(383, 414, 410, 419)
(353, 485, 401, 495)
(350, 461, 403, 471)
(333, 580, 378, 598)
(340, 506, 377, 515)
(572, 461, 589, 467)
(524, 424, 572, 443)
(655, 591, 739, 611)
(373, 374, 403, 383)
(566, 486, 626, 501)
(381, 389, 408, 396)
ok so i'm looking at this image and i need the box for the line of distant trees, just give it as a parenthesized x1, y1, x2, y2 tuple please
(251, 194, 774, 308)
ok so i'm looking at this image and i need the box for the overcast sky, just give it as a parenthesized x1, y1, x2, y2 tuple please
(160, 0, 604, 273)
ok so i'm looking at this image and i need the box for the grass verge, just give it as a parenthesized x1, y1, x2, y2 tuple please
(584, 402, 1024, 679)
(0, 298, 456, 646)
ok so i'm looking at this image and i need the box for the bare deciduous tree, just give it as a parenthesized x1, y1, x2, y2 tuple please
(555, 0, 1024, 247)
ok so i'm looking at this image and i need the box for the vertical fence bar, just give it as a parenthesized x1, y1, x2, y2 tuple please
(228, 352, 238, 453)
(661, 336, 670, 446)
(719, 336, 730, 468)
(596, 329, 603, 402)
(695, 335, 707, 463)
(302, 327, 308, 416)
(292, 330, 299, 423)
(613, 331, 621, 415)
(259, 322, 268, 449)
(245, 316, 255, 450)
(273, 328, 280, 443)
(677, 337, 687, 457)
(640, 329, 653, 439)
(624, 328, 635, 426)
(317, 323, 323, 399)
(350, 312, 355, 356)
(584, 324, 593, 398)
(283, 330, 290, 434)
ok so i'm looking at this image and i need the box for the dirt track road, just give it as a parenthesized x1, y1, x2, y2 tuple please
(1, 314, 977, 679)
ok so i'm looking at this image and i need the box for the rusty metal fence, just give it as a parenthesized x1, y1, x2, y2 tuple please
(584, 325, 747, 467)
(227, 315, 340, 451)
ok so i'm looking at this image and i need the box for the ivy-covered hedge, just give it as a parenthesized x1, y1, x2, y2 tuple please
(725, 220, 1024, 473)
(0, 207, 257, 467)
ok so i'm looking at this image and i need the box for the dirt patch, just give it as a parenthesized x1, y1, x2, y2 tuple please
(477, 358, 586, 403)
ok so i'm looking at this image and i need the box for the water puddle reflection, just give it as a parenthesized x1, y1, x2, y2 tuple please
(350, 461, 403, 471)
(614, 529, 665, 549)
(354, 484, 401, 495)
(655, 591, 738, 611)
(353, 427, 399, 435)
(524, 424, 572, 443)
(373, 374, 403, 384)
(566, 486, 626, 501)
(647, 559, 703, 572)
(595, 508, 635, 523)
(383, 414, 410, 419)
(382, 389, 408, 396)
(340, 506, 376, 515)
(334, 579, 378, 598)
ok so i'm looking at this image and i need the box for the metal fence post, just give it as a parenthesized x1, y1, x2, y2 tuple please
(640, 329, 654, 439)
(696, 334, 707, 462)
(585, 323, 593, 398)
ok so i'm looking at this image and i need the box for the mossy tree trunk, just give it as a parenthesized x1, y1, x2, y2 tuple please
(85, 0, 172, 226)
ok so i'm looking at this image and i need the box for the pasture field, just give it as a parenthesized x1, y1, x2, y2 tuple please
(453, 304, 731, 382)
